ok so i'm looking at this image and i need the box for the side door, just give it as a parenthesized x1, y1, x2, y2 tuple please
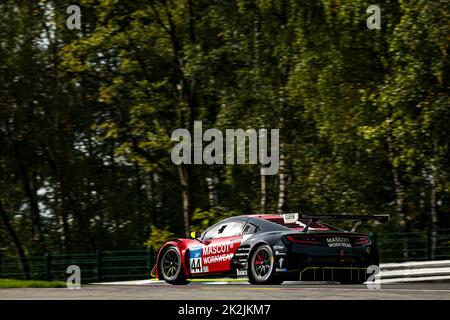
(189, 221, 244, 275)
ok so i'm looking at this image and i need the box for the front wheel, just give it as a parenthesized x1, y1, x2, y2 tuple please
(159, 246, 189, 285)
(248, 244, 283, 285)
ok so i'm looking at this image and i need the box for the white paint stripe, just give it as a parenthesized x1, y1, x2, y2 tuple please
(201, 282, 248, 285)
(93, 280, 162, 285)
(373, 275, 450, 284)
(380, 267, 450, 278)
(289, 287, 450, 293)
(93, 277, 450, 287)
(381, 260, 450, 268)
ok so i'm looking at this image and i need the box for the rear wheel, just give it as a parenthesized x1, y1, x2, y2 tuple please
(248, 244, 283, 285)
(159, 246, 189, 285)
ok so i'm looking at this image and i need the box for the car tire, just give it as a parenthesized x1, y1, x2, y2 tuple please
(159, 246, 189, 285)
(248, 244, 283, 285)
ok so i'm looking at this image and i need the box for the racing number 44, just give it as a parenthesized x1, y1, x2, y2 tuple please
(189, 247, 203, 274)
(191, 258, 201, 272)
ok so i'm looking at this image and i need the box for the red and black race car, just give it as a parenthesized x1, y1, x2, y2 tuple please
(152, 213, 389, 285)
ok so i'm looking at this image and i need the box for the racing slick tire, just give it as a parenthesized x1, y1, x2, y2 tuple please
(159, 246, 189, 285)
(248, 244, 283, 285)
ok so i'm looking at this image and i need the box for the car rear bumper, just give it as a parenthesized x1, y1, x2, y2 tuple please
(273, 244, 377, 282)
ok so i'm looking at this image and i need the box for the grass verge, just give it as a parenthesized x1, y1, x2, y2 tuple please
(0, 279, 67, 288)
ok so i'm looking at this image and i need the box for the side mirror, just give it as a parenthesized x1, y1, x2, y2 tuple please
(190, 231, 202, 240)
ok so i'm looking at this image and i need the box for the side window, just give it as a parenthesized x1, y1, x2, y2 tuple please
(220, 222, 244, 237)
(243, 223, 260, 235)
(202, 222, 226, 240)
(203, 221, 244, 240)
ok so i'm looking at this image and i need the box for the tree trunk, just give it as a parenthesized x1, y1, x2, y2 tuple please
(429, 164, 439, 260)
(179, 165, 192, 237)
(0, 199, 30, 279)
(206, 171, 218, 207)
(134, 163, 148, 239)
(57, 207, 71, 253)
(386, 129, 408, 260)
(260, 173, 267, 214)
(277, 152, 289, 214)
(45, 151, 71, 252)
(16, 161, 45, 253)
(145, 171, 155, 226)
(149, 2, 198, 238)
(45, 147, 96, 251)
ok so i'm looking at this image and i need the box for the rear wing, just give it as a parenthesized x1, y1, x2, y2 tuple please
(281, 213, 390, 232)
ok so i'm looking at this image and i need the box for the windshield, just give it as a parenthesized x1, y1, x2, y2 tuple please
(266, 218, 337, 231)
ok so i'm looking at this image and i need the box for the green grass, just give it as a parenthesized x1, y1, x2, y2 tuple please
(0, 279, 67, 288)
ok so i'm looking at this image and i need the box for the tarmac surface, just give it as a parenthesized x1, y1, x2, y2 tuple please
(1, 281, 450, 300)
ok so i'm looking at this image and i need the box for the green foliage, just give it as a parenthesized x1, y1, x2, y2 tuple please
(144, 225, 175, 250)
(191, 208, 238, 232)
(0, 0, 449, 265)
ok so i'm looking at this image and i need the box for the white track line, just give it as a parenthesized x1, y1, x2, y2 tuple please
(380, 268, 450, 278)
(92, 277, 450, 286)
(381, 260, 450, 268)
(94, 280, 160, 285)
(373, 275, 450, 284)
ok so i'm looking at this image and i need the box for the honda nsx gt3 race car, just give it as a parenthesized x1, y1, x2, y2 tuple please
(152, 213, 389, 285)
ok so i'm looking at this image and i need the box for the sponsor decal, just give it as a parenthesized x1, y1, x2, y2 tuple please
(203, 253, 234, 264)
(203, 243, 234, 256)
(326, 237, 352, 248)
(276, 268, 288, 272)
(273, 241, 287, 252)
(278, 257, 285, 268)
(282, 213, 298, 224)
(189, 247, 203, 273)
(237, 270, 247, 276)
(192, 242, 238, 269)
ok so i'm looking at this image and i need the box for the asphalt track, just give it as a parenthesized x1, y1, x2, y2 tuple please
(1, 281, 450, 300)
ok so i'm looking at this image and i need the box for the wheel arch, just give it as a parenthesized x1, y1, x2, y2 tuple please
(246, 241, 281, 284)
(154, 241, 189, 280)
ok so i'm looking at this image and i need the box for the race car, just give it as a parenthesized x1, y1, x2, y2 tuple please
(152, 213, 389, 285)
